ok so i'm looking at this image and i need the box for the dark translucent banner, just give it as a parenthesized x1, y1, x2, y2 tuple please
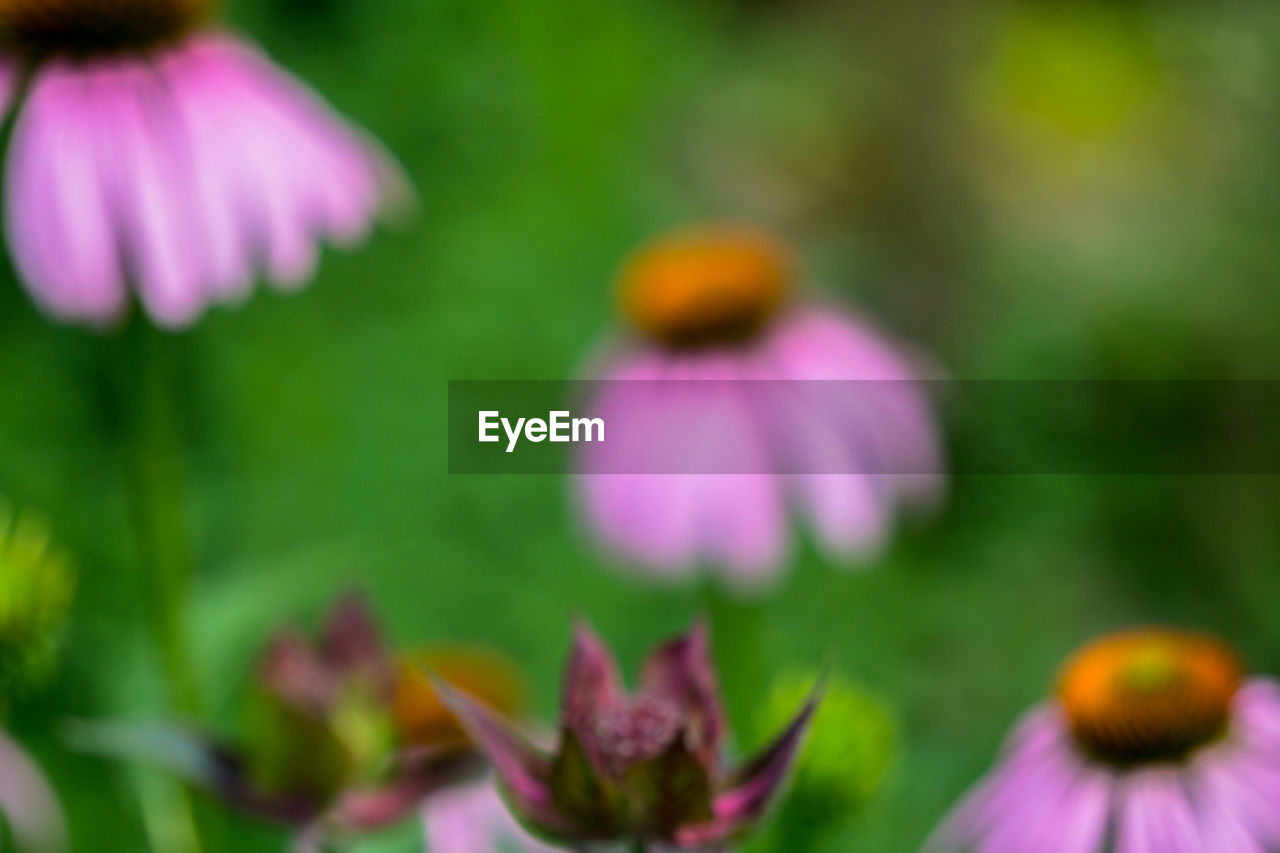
(447, 380, 1280, 475)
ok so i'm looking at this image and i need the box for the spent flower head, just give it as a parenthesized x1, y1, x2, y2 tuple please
(439, 619, 820, 851)
(73, 594, 525, 844)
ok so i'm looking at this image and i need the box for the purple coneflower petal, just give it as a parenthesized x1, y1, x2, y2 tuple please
(4, 31, 404, 328)
(764, 307, 944, 508)
(1196, 748, 1280, 844)
(0, 730, 67, 853)
(1234, 678, 1280, 754)
(422, 780, 557, 853)
(189, 34, 395, 244)
(1192, 765, 1266, 853)
(925, 706, 1079, 851)
(577, 352, 788, 587)
(1116, 769, 1202, 853)
(93, 59, 209, 327)
(7, 61, 128, 324)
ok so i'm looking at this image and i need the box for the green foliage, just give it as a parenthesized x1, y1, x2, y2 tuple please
(0, 502, 75, 704)
(753, 670, 897, 849)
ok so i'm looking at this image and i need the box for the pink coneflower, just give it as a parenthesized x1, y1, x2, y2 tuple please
(929, 628, 1280, 852)
(0, 0, 403, 328)
(575, 226, 942, 591)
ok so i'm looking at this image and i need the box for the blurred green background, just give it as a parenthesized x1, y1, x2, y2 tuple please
(6, 0, 1280, 849)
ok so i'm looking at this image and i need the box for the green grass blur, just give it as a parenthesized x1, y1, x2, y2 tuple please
(5, 0, 1280, 850)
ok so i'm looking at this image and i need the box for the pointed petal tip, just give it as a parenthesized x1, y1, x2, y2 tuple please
(570, 617, 604, 647)
(426, 678, 561, 834)
(562, 621, 623, 727)
(700, 675, 825, 841)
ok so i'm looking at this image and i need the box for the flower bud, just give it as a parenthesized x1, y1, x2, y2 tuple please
(0, 501, 75, 702)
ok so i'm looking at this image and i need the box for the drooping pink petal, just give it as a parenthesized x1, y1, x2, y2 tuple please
(764, 306, 944, 508)
(1115, 770, 1203, 853)
(1233, 678, 1280, 756)
(170, 32, 404, 287)
(3, 30, 406, 329)
(0, 730, 67, 853)
(575, 350, 788, 587)
(924, 707, 1082, 851)
(89, 58, 211, 327)
(6, 60, 128, 324)
(757, 373, 890, 561)
(966, 745, 1096, 853)
(640, 620, 726, 766)
(1191, 763, 1266, 853)
(1051, 768, 1113, 853)
(1195, 747, 1280, 845)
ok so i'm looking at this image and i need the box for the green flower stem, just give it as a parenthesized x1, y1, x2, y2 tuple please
(701, 580, 769, 734)
(117, 319, 201, 715)
(112, 319, 205, 853)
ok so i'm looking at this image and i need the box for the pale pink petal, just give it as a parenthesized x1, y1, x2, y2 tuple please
(1191, 765, 1265, 853)
(1050, 769, 1112, 853)
(88, 59, 208, 327)
(764, 306, 944, 506)
(576, 350, 787, 586)
(1195, 747, 1280, 844)
(175, 33, 401, 285)
(3, 31, 404, 329)
(1115, 770, 1202, 853)
(1234, 678, 1280, 755)
(154, 44, 254, 302)
(421, 781, 556, 853)
(927, 707, 1089, 851)
(6, 62, 128, 324)
(0, 730, 67, 853)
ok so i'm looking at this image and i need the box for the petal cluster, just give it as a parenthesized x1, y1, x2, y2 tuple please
(929, 679, 1280, 852)
(578, 306, 942, 589)
(441, 621, 818, 850)
(3, 31, 402, 328)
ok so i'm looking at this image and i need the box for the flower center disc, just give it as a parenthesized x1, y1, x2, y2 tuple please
(619, 227, 791, 348)
(0, 0, 212, 55)
(1057, 628, 1242, 766)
